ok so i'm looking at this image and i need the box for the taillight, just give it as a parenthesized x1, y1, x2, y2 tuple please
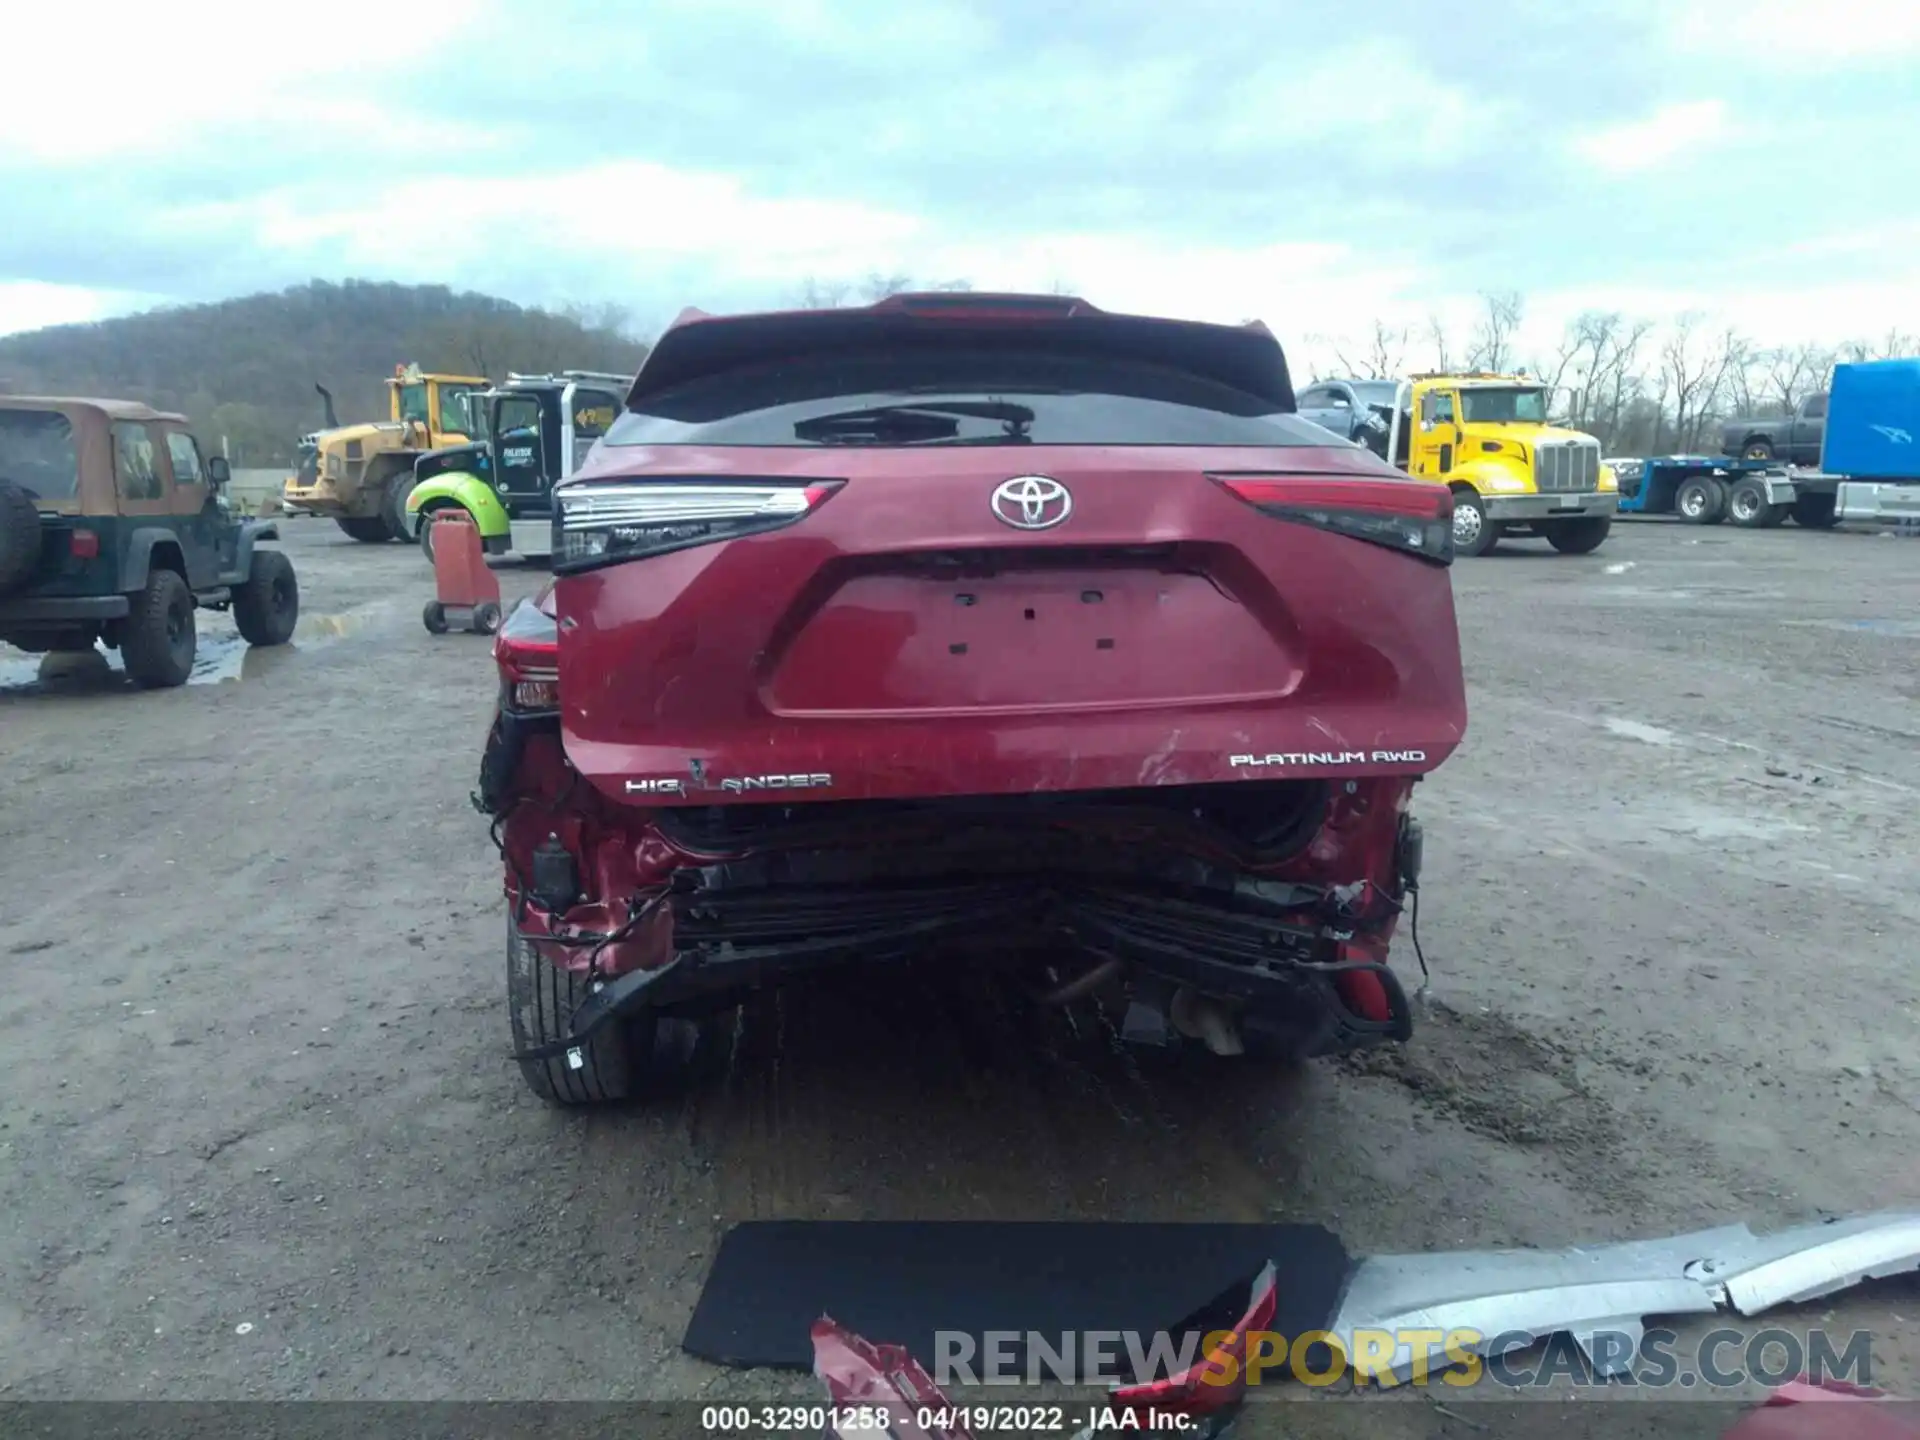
(1211, 474, 1453, 564)
(68, 529, 100, 560)
(554, 479, 842, 572)
(493, 597, 559, 714)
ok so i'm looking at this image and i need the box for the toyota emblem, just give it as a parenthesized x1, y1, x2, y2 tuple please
(990, 475, 1072, 531)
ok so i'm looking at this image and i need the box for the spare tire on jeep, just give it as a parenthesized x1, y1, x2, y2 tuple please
(0, 479, 43, 595)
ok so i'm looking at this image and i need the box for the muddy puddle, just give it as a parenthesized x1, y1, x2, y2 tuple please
(0, 609, 370, 698)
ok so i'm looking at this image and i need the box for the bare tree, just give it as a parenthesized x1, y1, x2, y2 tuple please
(1841, 329, 1919, 363)
(1659, 314, 1741, 452)
(1329, 320, 1410, 380)
(792, 273, 976, 308)
(1762, 342, 1834, 414)
(1466, 291, 1524, 372)
(1425, 315, 1454, 373)
(793, 276, 853, 309)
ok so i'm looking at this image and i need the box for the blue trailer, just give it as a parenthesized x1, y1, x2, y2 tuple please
(1612, 358, 1920, 530)
(1611, 455, 1834, 528)
(1829, 358, 1920, 524)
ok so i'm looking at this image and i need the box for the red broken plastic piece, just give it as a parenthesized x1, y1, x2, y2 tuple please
(1722, 1377, 1920, 1440)
(1108, 1259, 1279, 1422)
(812, 1317, 974, 1439)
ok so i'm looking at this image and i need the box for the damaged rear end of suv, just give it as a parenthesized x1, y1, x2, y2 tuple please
(477, 292, 1467, 1105)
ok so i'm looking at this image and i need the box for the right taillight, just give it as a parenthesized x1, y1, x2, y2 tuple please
(1211, 474, 1453, 564)
(493, 597, 559, 715)
(554, 479, 843, 572)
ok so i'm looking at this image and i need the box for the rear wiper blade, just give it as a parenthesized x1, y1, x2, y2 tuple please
(793, 400, 1037, 443)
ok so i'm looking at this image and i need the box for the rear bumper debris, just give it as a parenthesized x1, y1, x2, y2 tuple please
(1326, 1210, 1920, 1387)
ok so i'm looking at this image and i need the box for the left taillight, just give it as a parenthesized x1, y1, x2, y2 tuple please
(553, 479, 842, 573)
(68, 529, 100, 561)
(492, 597, 559, 714)
(1211, 474, 1453, 564)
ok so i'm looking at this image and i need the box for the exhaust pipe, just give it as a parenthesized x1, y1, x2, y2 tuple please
(1170, 987, 1244, 1057)
(315, 383, 338, 430)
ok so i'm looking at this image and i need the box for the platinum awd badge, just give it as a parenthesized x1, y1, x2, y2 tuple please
(1231, 750, 1427, 767)
(626, 772, 833, 796)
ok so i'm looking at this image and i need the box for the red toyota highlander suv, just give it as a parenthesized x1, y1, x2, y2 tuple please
(477, 292, 1467, 1105)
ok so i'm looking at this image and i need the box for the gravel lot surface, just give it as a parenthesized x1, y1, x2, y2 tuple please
(4, 517, 1917, 1434)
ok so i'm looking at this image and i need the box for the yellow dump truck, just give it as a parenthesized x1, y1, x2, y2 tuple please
(280, 364, 487, 542)
(1307, 372, 1619, 556)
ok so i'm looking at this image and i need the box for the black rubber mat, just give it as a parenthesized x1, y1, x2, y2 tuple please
(682, 1220, 1350, 1378)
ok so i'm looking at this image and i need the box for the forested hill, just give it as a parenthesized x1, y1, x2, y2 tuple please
(0, 281, 652, 466)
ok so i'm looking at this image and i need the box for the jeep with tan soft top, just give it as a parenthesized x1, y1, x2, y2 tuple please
(0, 397, 298, 688)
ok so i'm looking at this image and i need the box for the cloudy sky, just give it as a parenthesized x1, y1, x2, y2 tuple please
(2, 0, 1916, 367)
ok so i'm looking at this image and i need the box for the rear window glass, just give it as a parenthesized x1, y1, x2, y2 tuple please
(0, 408, 81, 501)
(605, 347, 1331, 448)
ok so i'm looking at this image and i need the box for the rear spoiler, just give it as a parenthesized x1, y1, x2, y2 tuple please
(629, 293, 1296, 411)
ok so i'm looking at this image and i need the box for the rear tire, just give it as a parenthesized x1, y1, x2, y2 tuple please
(1726, 477, 1777, 528)
(1792, 492, 1839, 529)
(1450, 489, 1499, 556)
(1742, 438, 1776, 461)
(336, 516, 394, 543)
(506, 911, 637, 1105)
(232, 549, 299, 646)
(384, 472, 419, 541)
(418, 507, 449, 563)
(1676, 476, 1727, 524)
(0, 479, 43, 595)
(1544, 516, 1610, 553)
(472, 600, 502, 635)
(423, 600, 449, 634)
(120, 570, 196, 689)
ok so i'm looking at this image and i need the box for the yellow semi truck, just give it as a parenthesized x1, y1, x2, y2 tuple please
(280, 364, 488, 542)
(1302, 372, 1618, 556)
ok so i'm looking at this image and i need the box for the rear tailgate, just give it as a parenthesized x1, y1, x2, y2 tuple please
(555, 441, 1464, 804)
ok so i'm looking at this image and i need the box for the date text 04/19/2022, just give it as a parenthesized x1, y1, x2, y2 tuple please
(698, 1401, 1201, 1432)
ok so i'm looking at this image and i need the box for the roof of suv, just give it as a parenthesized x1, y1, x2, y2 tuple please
(0, 396, 189, 423)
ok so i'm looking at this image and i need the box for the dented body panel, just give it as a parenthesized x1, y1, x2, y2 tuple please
(483, 294, 1470, 1086)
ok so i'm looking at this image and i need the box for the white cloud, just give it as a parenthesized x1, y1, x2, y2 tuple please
(159, 162, 928, 286)
(1219, 41, 1493, 149)
(1522, 274, 1920, 350)
(0, 282, 156, 339)
(0, 0, 491, 162)
(1572, 100, 1732, 174)
(1661, 0, 1920, 65)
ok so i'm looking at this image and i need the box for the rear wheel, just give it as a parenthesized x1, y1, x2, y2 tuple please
(120, 570, 196, 688)
(1742, 438, 1776, 461)
(336, 516, 394, 543)
(384, 472, 419, 541)
(1450, 489, 1499, 556)
(422, 600, 449, 634)
(507, 911, 636, 1105)
(1792, 492, 1839, 529)
(1545, 516, 1610, 553)
(1727, 478, 1775, 528)
(232, 549, 299, 646)
(417, 504, 466, 563)
(1676, 477, 1727, 524)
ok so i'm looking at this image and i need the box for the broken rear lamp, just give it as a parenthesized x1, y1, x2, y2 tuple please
(1211, 474, 1454, 564)
(554, 479, 844, 572)
(493, 597, 559, 714)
